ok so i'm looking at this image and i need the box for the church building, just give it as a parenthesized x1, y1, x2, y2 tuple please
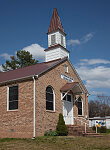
(0, 8, 89, 138)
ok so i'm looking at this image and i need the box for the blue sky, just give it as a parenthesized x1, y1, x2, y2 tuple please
(0, 0, 110, 100)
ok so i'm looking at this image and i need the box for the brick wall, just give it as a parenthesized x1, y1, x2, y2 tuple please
(35, 60, 88, 136)
(0, 80, 34, 138)
(0, 59, 89, 138)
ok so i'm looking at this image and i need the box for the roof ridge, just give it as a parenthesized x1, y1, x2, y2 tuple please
(0, 57, 68, 84)
(0, 58, 64, 75)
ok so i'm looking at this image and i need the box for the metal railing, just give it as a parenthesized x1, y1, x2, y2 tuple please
(73, 117, 89, 134)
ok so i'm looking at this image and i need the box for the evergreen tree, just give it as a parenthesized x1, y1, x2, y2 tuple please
(2, 50, 38, 71)
(56, 113, 68, 136)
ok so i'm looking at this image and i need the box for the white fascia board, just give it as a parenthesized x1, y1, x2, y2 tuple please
(67, 58, 89, 95)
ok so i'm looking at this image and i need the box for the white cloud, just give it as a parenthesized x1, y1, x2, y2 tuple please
(76, 59, 110, 90)
(23, 43, 45, 61)
(90, 90, 107, 96)
(79, 59, 110, 66)
(0, 53, 11, 60)
(81, 33, 94, 43)
(67, 39, 80, 46)
(67, 32, 94, 47)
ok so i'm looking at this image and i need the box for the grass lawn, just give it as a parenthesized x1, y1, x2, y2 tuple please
(0, 134, 110, 150)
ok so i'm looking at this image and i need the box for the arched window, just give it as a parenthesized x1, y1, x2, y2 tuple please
(78, 97, 82, 115)
(46, 86, 54, 111)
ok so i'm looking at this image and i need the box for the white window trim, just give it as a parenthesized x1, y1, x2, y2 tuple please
(7, 86, 9, 111)
(62, 92, 72, 103)
(53, 90, 55, 112)
(78, 97, 83, 116)
(7, 85, 18, 111)
(51, 34, 56, 46)
(61, 35, 64, 46)
(46, 86, 55, 112)
(64, 65, 68, 73)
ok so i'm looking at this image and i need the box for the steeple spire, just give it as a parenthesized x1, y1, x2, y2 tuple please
(45, 8, 69, 62)
(48, 8, 65, 34)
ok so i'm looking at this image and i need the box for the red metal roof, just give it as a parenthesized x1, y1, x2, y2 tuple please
(0, 58, 66, 84)
(48, 8, 65, 34)
(60, 82, 79, 92)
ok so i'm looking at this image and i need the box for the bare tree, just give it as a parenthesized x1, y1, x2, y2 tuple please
(89, 94, 110, 118)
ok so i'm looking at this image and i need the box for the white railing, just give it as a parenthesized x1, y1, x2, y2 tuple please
(73, 117, 89, 134)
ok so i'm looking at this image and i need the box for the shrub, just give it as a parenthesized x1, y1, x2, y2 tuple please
(92, 126, 96, 131)
(44, 131, 58, 136)
(92, 126, 107, 133)
(100, 126, 106, 133)
(56, 113, 68, 136)
(92, 126, 99, 132)
(106, 129, 110, 133)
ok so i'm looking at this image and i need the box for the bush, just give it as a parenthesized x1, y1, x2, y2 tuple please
(92, 126, 100, 133)
(100, 126, 106, 133)
(92, 126, 107, 133)
(92, 126, 96, 131)
(56, 113, 68, 136)
(44, 131, 58, 136)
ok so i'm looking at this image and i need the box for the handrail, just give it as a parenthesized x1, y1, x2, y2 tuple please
(73, 117, 89, 134)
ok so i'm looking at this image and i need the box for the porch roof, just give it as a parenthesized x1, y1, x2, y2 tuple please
(60, 82, 83, 95)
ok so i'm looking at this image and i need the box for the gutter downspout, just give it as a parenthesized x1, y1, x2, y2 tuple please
(84, 93, 87, 134)
(32, 76, 36, 138)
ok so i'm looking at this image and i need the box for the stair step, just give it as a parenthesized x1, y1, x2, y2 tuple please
(66, 125, 102, 137)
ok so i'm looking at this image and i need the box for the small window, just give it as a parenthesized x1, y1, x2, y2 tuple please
(51, 34, 56, 45)
(62, 93, 72, 102)
(78, 97, 82, 115)
(46, 86, 54, 111)
(8, 85, 18, 110)
(61, 35, 64, 46)
(64, 65, 68, 73)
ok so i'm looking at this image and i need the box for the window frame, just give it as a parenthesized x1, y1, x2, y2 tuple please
(62, 92, 72, 103)
(78, 96, 83, 116)
(7, 85, 18, 111)
(61, 35, 64, 46)
(64, 65, 68, 73)
(51, 34, 56, 46)
(46, 86, 55, 111)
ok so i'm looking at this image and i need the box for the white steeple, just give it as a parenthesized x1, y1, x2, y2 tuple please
(45, 8, 69, 62)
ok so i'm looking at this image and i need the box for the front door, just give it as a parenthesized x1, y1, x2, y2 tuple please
(62, 93, 73, 125)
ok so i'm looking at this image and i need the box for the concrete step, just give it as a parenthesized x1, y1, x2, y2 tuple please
(66, 125, 103, 137)
(82, 133, 103, 137)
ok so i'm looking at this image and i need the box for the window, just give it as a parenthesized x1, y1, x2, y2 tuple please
(51, 34, 56, 45)
(8, 85, 18, 110)
(61, 35, 64, 46)
(64, 65, 68, 73)
(62, 93, 72, 102)
(78, 97, 82, 115)
(46, 86, 54, 111)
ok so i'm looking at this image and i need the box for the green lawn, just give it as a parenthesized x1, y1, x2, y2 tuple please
(0, 134, 110, 150)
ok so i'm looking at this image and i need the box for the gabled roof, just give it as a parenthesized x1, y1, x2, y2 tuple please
(48, 8, 65, 34)
(60, 82, 83, 94)
(0, 57, 67, 85)
(0, 57, 89, 94)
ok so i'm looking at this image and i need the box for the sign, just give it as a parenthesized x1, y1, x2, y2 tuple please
(61, 73, 74, 82)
